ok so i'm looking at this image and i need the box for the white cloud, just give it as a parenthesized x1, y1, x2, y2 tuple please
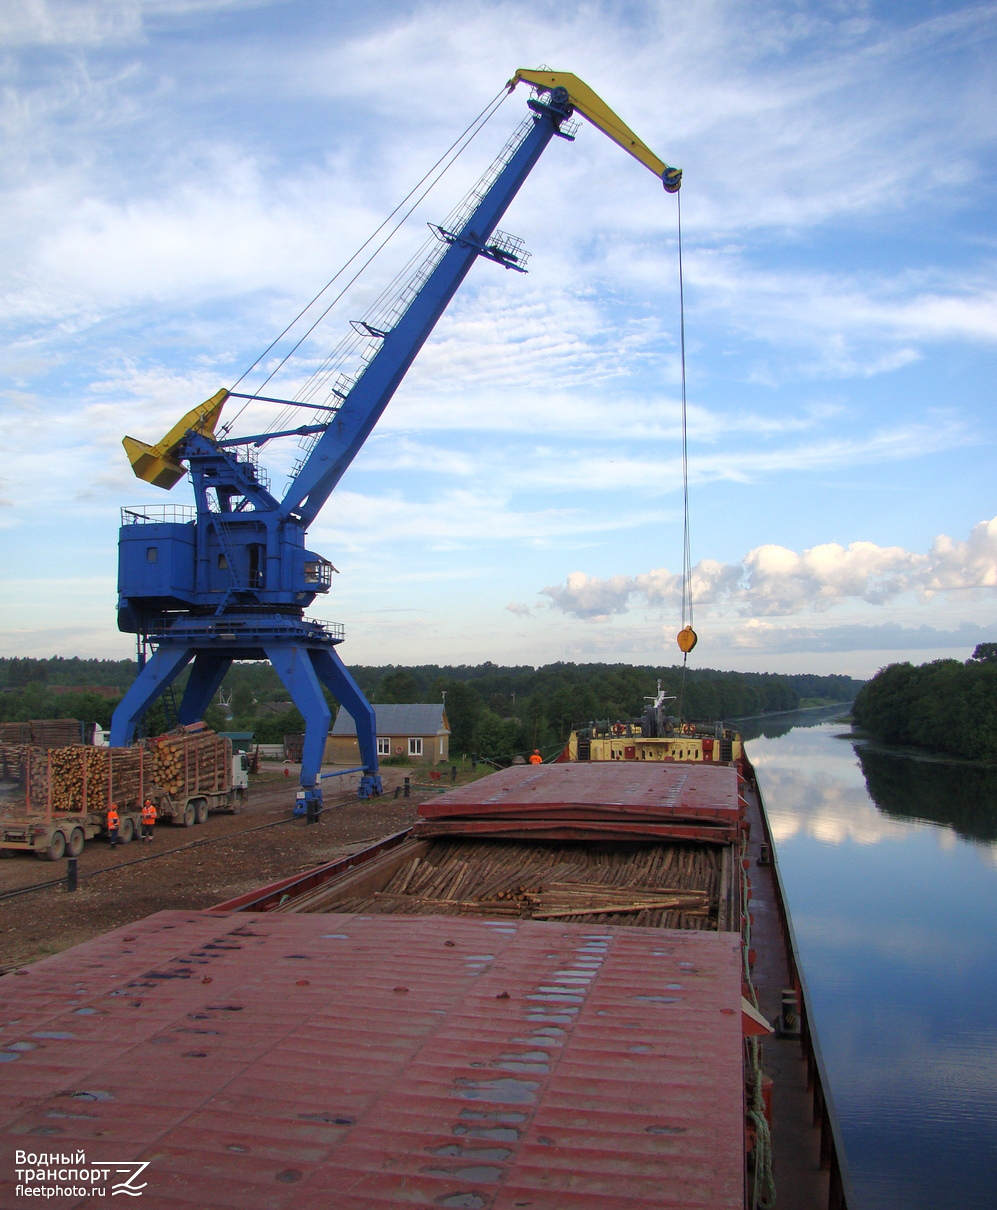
(0, 0, 143, 47)
(921, 519, 997, 595)
(542, 518, 997, 620)
(6, 1, 997, 355)
(687, 253, 997, 378)
(0, 1, 265, 49)
(741, 538, 914, 615)
(310, 488, 664, 554)
(728, 619, 997, 655)
(0, 152, 398, 327)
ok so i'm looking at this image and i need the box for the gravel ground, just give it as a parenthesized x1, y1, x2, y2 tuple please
(0, 765, 460, 971)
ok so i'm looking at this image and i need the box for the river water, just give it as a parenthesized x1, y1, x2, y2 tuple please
(742, 708, 997, 1209)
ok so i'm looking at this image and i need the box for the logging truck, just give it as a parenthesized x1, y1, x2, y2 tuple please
(0, 730, 249, 859)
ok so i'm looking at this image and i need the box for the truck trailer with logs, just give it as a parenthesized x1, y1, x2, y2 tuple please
(0, 719, 93, 748)
(0, 729, 249, 859)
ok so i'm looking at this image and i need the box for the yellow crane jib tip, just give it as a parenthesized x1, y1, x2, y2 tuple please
(122, 388, 229, 490)
(507, 68, 681, 191)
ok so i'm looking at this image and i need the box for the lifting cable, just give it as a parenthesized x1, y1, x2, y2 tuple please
(675, 189, 696, 719)
(223, 85, 511, 434)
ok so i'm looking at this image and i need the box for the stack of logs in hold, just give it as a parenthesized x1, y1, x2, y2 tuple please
(293, 837, 724, 929)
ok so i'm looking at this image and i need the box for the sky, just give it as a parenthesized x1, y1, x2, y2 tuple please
(1, 0, 996, 679)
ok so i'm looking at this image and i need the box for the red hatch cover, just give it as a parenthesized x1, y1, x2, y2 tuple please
(0, 911, 745, 1209)
(416, 762, 743, 842)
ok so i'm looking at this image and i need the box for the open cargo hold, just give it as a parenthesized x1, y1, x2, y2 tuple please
(207, 756, 852, 1209)
(258, 763, 743, 930)
(272, 835, 739, 931)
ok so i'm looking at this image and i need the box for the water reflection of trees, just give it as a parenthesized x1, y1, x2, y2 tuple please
(856, 744, 997, 843)
(738, 705, 851, 743)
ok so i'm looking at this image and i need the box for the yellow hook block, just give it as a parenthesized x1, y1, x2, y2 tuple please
(677, 626, 698, 654)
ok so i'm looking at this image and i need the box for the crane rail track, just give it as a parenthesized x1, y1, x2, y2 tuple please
(0, 790, 362, 904)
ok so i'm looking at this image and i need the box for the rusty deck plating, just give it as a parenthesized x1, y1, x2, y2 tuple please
(0, 911, 744, 1209)
(416, 762, 743, 843)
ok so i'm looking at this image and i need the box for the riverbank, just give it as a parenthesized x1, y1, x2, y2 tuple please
(730, 700, 854, 724)
(852, 655, 997, 762)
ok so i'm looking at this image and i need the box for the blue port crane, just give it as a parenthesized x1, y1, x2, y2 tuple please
(109, 69, 681, 812)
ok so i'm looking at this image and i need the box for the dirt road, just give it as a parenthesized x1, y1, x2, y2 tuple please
(0, 767, 445, 970)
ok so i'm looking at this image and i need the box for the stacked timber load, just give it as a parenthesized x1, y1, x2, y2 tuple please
(30, 719, 83, 748)
(0, 744, 145, 816)
(0, 746, 59, 818)
(147, 730, 227, 799)
(0, 723, 33, 745)
(0, 720, 84, 748)
(0, 744, 32, 816)
(16, 748, 47, 812)
(284, 837, 725, 930)
(1, 742, 29, 782)
(49, 748, 101, 814)
(48, 747, 144, 815)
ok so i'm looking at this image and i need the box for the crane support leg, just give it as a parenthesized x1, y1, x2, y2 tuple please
(109, 646, 194, 747)
(179, 653, 232, 726)
(311, 648, 382, 799)
(264, 645, 332, 817)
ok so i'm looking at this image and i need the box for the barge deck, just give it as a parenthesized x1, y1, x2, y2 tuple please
(0, 758, 852, 1208)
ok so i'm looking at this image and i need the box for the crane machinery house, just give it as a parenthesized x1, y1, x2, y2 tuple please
(328, 704, 450, 765)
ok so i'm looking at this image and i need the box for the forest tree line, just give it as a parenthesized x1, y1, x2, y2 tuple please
(852, 644, 997, 762)
(0, 656, 862, 760)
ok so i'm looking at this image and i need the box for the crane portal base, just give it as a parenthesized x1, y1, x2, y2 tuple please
(109, 620, 381, 806)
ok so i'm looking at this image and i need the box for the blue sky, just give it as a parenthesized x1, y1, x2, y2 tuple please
(2, 0, 996, 678)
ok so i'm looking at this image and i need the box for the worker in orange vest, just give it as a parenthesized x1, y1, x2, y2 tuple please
(106, 803, 120, 848)
(141, 799, 157, 844)
(529, 749, 543, 765)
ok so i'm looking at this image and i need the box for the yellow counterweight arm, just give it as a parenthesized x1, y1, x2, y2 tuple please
(122, 388, 229, 489)
(507, 69, 682, 192)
